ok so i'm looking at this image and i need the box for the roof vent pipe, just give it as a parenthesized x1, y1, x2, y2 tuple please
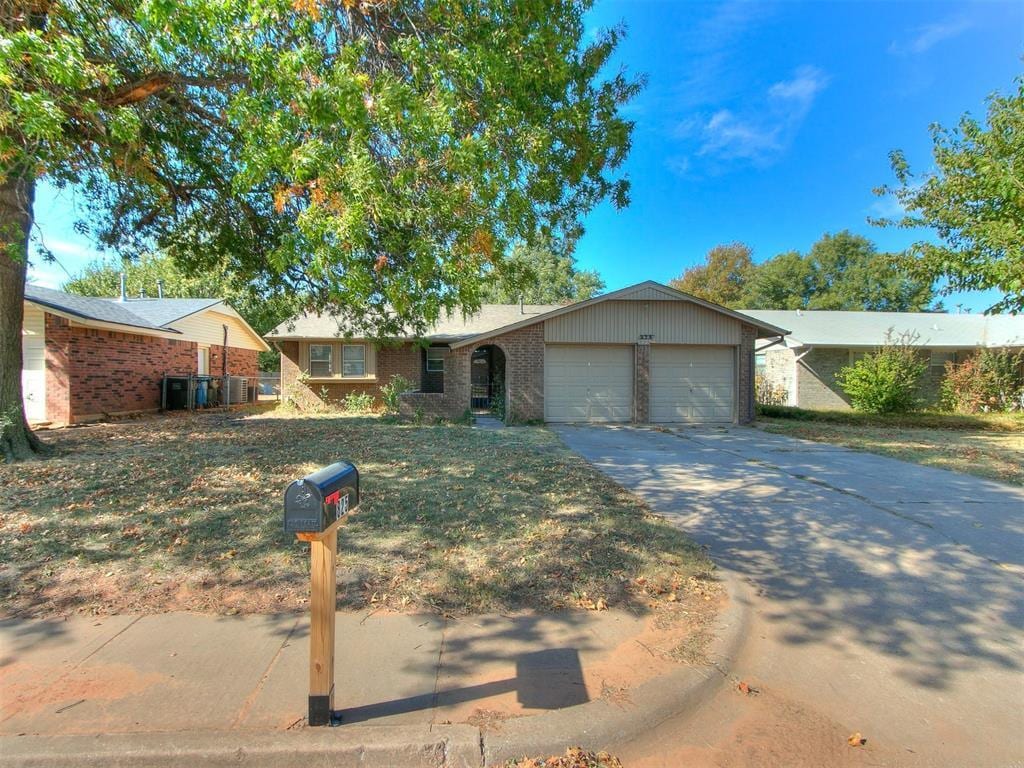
(119, 272, 127, 302)
(520, 294, 525, 315)
(139, 288, 146, 299)
(156, 279, 164, 299)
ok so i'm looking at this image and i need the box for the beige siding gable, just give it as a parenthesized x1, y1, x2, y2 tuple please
(168, 307, 267, 351)
(614, 284, 684, 302)
(544, 300, 741, 345)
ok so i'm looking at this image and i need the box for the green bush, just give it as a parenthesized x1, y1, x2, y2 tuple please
(379, 374, 415, 415)
(941, 348, 1024, 413)
(835, 342, 926, 414)
(342, 391, 375, 414)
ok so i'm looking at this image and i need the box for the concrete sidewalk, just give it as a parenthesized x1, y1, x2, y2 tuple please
(0, 597, 746, 766)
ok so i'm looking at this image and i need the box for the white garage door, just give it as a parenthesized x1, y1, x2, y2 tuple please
(651, 346, 735, 423)
(545, 345, 633, 423)
(22, 304, 46, 422)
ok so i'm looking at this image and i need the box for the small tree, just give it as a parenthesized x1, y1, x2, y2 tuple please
(941, 349, 1024, 413)
(380, 375, 415, 416)
(836, 338, 926, 414)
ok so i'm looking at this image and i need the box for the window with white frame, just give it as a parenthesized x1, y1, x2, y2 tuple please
(426, 347, 445, 373)
(309, 344, 332, 376)
(342, 344, 366, 377)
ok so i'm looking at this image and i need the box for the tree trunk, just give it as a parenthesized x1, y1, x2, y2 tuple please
(1, 172, 43, 461)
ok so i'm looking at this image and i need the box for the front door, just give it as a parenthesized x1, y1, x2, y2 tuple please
(471, 348, 491, 409)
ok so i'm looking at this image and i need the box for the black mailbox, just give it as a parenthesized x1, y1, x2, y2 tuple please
(283, 461, 360, 534)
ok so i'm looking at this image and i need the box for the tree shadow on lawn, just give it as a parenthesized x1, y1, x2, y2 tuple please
(569, 427, 1023, 693)
(1, 412, 710, 618)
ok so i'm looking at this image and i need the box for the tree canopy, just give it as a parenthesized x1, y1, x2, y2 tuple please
(1, 0, 640, 459)
(669, 242, 753, 308)
(480, 239, 605, 304)
(872, 76, 1024, 314)
(671, 232, 936, 311)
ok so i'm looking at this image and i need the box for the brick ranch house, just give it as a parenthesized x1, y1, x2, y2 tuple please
(742, 308, 1024, 410)
(268, 281, 790, 424)
(21, 284, 269, 425)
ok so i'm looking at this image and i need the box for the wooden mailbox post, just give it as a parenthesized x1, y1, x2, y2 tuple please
(284, 462, 359, 727)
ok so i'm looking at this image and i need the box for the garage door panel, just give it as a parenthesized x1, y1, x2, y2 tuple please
(651, 346, 735, 423)
(545, 345, 633, 423)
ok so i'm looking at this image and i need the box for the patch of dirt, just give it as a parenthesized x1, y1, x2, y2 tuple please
(0, 661, 168, 718)
(620, 682, 899, 768)
(438, 583, 725, 725)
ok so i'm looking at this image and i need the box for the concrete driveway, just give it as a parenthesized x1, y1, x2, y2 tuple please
(554, 424, 1024, 767)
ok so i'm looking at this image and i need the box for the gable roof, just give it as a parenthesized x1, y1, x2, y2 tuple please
(741, 309, 1024, 349)
(24, 284, 269, 351)
(267, 281, 789, 346)
(447, 281, 789, 348)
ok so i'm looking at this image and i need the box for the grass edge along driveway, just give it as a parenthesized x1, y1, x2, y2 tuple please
(1, 409, 714, 618)
(757, 407, 1023, 486)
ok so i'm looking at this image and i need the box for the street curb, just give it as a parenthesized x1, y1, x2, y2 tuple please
(481, 571, 749, 765)
(0, 725, 482, 768)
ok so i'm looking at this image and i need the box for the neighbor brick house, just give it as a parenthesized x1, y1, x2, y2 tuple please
(268, 281, 789, 424)
(21, 284, 269, 425)
(742, 309, 1024, 409)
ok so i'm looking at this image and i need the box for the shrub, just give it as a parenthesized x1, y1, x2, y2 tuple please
(835, 341, 926, 414)
(342, 391, 375, 414)
(941, 348, 1024, 413)
(755, 373, 788, 406)
(380, 374, 415, 415)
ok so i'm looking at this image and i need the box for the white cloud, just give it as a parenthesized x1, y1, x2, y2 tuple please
(699, 110, 780, 160)
(692, 66, 829, 166)
(889, 17, 972, 55)
(768, 66, 829, 104)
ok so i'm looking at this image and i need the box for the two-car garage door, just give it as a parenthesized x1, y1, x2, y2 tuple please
(544, 344, 735, 423)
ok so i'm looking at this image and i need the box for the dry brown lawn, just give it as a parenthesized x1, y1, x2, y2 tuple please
(0, 408, 713, 618)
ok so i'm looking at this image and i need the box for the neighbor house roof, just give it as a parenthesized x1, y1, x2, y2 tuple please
(741, 309, 1024, 349)
(268, 281, 790, 345)
(24, 284, 270, 351)
(25, 284, 221, 332)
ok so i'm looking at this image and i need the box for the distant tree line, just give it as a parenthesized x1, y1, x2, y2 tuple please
(669, 232, 937, 311)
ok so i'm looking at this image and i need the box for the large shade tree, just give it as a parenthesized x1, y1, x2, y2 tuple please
(872, 76, 1024, 313)
(0, 0, 640, 460)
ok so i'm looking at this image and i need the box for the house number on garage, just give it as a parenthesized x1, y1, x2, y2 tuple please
(638, 334, 654, 342)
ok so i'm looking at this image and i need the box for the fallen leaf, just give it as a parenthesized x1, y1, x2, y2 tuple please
(847, 732, 866, 747)
(738, 681, 750, 695)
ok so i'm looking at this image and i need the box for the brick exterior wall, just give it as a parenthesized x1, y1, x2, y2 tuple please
(634, 342, 650, 424)
(795, 347, 852, 410)
(44, 314, 72, 425)
(400, 322, 546, 423)
(739, 324, 756, 424)
(278, 340, 423, 407)
(43, 311, 259, 424)
(210, 345, 259, 378)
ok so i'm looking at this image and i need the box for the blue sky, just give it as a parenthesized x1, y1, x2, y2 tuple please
(28, 0, 1023, 312)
